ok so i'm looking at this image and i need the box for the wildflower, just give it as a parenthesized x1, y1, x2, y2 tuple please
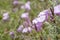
(17, 25, 24, 32)
(38, 10, 52, 21)
(21, 12, 29, 19)
(38, 10, 49, 17)
(22, 27, 28, 33)
(37, 16, 46, 22)
(25, 1, 31, 11)
(21, 12, 32, 26)
(9, 31, 15, 39)
(28, 27, 32, 32)
(32, 16, 46, 24)
(35, 22, 43, 32)
(24, 18, 32, 27)
(20, 1, 31, 11)
(32, 25, 35, 29)
(2, 12, 9, 21)
(32, 18, 43, 32)
(13, 0, 19, 6)
(54, 5, 60, 16)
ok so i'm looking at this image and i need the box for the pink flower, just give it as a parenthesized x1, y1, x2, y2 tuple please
(21, 12, 32, 27)
(2, 12, 9, 21)
(32, 17, 43, 32)
(32, 16, 46, 24)
(28, 27, 32, 32)
(22, 27, 32, 33)
(24, 18, 32, 26)
(38, 10, 48, 16)
(38, 9, 54, 21)
(35, 22, 43, 32)
(17, 25, 24, 32)
(20, 1, 31, 11)
(9, 31, 15, 38)
(54, 5, 60, 16)
(37, 16, 46, 22)
(13, 0, 19, 6)
(21, 12, 29, 19)
(32, 18, 38, 24)
(22, 27, 28, 33)
(25, 1, 31, 10)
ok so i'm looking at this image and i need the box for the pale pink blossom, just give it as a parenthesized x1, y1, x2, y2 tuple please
(32, 17, 44, 32)
(9, 31, 15, 38)
(20, 1, 31, 10)
(25, 1, 31, 10)
(2, 12, 9, 21)
(38, 9, 52, 21)
(13, 0, 19, 5)
(17, 25, 24, 32)
(54, 5, 60, 15)
(22, 27, 28, 33)
(21, 12, 29, 19)
(28, 27, 32, 32)
(32, 16, 46, 24)
(38, 10, 49, 16)
(36, 16, 46, 22)
(35, 22, 43, 32)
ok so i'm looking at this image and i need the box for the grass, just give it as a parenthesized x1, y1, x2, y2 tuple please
(0, 0, 60, 40)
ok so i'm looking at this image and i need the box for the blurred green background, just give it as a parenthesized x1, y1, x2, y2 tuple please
(0, 0, 60, 40)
